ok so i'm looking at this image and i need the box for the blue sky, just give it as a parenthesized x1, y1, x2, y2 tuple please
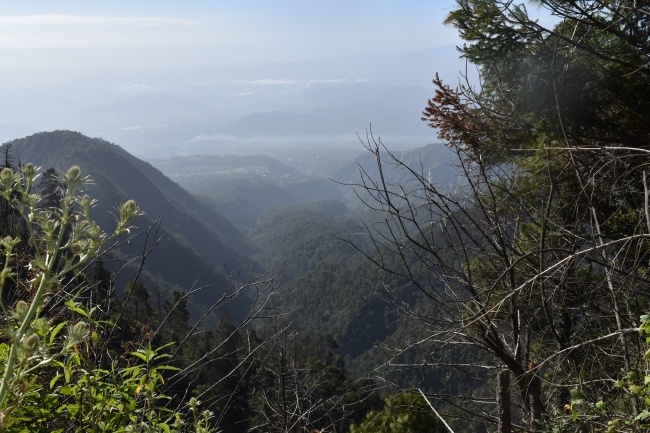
(0, 1, 463, 69)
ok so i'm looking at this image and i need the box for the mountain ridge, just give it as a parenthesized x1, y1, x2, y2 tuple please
(2, 130, 257, 319)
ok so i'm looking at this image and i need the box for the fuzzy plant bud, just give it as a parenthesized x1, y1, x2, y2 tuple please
(70, 241, 82, 254)
(121, 200, 140, 221)
(0, 168, 13, 189)
(21, 163, 36, 179)
(72, 321, 89, 338)
(42, 219, 57, 236)
(63, 165, 83, 193)
(65, 166, 81, 183)
(21, 333, 40, 356)
(12, 300, 29, 322)
(79, 194, 95, 214)
(115, 200, 142, 235)
(0, 235, 19, 251)
(25, 193, 40, 208)
(32, 317, 50, 336)
(88, 223, 103, 250)
(66, 321, 90, 347)
(188, 397, 201, 410)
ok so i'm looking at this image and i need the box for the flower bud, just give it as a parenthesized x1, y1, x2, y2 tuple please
(65, 166, 81, 183)
(121, 200, 141, 221)
(0, 168, 13, 186)
(63, 166, 83, 192)
(42, 219, 56, 235)
(73, 321, 89, 337)
(67, 321, 90, 346)
(32, 317, 50, 336)
(22, 163, 36, 178)
(0, 236, 18, 250)
(22, 333, 40, 355)
(79, 194, 95, 211)
(13, 300, 29, 322)
(70, 242, 82, 254)
(188, 397, 201, 410)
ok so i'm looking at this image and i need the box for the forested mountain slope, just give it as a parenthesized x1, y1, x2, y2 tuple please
(2, 130, 256, 318)
(250, 200, 425, 372)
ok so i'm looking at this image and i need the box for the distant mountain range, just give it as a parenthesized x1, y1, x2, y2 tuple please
(0, 47, 468, 158)
(151, 154, 348, 228)
(332, 142, 461, 207)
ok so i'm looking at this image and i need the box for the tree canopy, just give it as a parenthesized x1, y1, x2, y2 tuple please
(353, 1, 650, 430)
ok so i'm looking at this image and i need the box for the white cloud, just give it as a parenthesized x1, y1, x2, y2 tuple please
(117, 125, 146, 131)
(195, 78, 355, 87)
(0, 14, 198, 27)
(250, 78, 351, 86)
(249, 78, 297, 86)
(119, 84, 156, 93)
(190, 133, 235, 142)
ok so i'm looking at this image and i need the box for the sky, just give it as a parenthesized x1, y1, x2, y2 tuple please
(0, 1, 464, 70)
(0, 1, 560, 156)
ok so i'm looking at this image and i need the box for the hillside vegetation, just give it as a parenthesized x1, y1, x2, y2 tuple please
(2, 131, 255, 320)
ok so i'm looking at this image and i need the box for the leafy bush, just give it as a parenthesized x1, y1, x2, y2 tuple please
(0, 164, 216, 432)
(555, 314, 650, 432)
(350, 391, 445, 433)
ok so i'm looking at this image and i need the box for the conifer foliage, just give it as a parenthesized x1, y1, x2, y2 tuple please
(353, 1, 650, 430)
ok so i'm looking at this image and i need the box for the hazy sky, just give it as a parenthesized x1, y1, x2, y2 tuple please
(0, 1, 463, 70)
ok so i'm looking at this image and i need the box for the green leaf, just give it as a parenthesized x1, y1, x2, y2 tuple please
(630, 384, 643, 395)
(130, 351, 148, 362)
(69, 306, 90, 318)
(153, 365, 180, 372)
(49, 321, 68, 345)
(59, 386, 74, 395)
(49, 374, 62, 390)
(43, 394, 59, 409)
(635, 410, 650, 421)
(570, 388, 585, 400)
(67, 403, 79, 416)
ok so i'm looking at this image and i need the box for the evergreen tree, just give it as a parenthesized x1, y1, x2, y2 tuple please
(37, 167, 62, 209)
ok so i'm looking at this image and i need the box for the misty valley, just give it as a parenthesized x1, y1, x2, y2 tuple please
(0, 129, 466, 433)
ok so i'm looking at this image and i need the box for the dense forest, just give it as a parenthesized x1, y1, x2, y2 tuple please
(1, 1, 650, 432)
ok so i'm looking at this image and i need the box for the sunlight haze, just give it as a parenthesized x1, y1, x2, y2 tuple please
(0, 1, 475, 159)
(0, 1, 461, 69)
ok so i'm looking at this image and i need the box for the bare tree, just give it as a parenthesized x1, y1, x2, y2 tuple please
(347, 129, 649, 430)
(344, 1, 650, 430)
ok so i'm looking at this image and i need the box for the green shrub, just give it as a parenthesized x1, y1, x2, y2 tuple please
(0, 165, 216, 432)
